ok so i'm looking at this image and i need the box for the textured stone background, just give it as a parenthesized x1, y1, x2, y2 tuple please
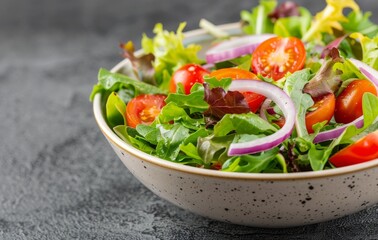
(1, 0, 378, 239)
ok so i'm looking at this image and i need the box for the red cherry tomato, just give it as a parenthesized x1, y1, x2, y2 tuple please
(169, 64, 209, 94)
(251, 36, 306, 81)
(126, 94, 166, 128)
(329, 130, 378, 167)
(273, 93, 335, 133)
(305, 93, 336, 133)
(209, 68, 266, 113)
(334, 79, 377, 124)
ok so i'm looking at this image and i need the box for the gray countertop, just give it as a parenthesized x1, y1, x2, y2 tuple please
(1, 0, 378, 239)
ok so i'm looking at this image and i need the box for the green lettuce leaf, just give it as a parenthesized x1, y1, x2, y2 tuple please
(106, 92, 126, 129)
(241, 0, 277, 35)
(89, 68, 166, 101)
(273, 7, 312, 38)
(342, 11, 378, 38)
(350, 33, 378, 70)
(213, 113, 276, 137)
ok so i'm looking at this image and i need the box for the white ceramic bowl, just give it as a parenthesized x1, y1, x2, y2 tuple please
(93, 23, 378, 228)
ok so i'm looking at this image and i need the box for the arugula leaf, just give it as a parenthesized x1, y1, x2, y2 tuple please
(204, 77, 232, 89)
(222, 148, 279, 173)
(301, 0, 360, 42)
(136, 124, 159, 145)
(164, 84, 208, 114)
(241, 0, 277, 35)
(155, 123, 190, 161)
(197, 134, 234, 164)
(89, 68, 166, 101)
(213, 113, 276, 137)
(158, 102, 204, 130)
(114, 125, 156, 154)
(179, 143, 203, 161)
(283, 69, 313, 137)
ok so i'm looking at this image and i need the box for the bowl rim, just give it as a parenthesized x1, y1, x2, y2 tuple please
(93, 22, 378, 181)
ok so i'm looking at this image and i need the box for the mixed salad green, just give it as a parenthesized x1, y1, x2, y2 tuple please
(90, 0, 378, 173)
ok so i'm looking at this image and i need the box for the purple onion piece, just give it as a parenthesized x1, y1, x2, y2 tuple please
(205, 34, 275, 64)
(349, 58, 378, 89)
(313, 117, 364, 143)
(227, 80, 296, 156)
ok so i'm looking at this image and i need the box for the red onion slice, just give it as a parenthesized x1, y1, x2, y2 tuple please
(349, 58, 378, 91)
(259, 98, 272, 121)
(205, 34, 275, 64)
(313, 117, 364, 143)
(228, 80, 295, 155)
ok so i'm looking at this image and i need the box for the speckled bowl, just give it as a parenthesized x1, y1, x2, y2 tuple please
(93, 23, 378, 228)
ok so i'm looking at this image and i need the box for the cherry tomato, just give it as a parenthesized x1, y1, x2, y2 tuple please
(305, 93, 336, 133)
(209, 68, 266, 113)
(126, 94, 166, 128)
(251, 36, 306, 81)
(329, 130, 378, 167)
(169, 64, 209, 94)
(334, 79, 377, 124)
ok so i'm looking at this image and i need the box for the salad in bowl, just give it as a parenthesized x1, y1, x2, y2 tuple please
(91, 0, 378, 227)
(91, 0, 378, 174)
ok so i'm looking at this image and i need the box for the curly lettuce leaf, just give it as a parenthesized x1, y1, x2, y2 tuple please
(302, 0, 360, 42)
(120, 41, 155, 85)
(350, 33, 378, 70)
(142, 23, 203, 90)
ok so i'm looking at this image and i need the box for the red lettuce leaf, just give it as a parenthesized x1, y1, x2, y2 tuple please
(120, 41, 156, 85)
(303, 48, 343, 98)
(268, 1, 300, 22)
(203, 83, 250, 127)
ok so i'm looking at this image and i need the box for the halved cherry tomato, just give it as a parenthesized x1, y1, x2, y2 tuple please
(126, 94, 166, 128)
(334, 79, 377, 124)
(329, 130, 378, 167)
(305, 93, 336, 133)
(251, 36, 306, 80)
(170, 64, 209, 94)
(273, 93, 336, 133)
(209, 68, 266, 113)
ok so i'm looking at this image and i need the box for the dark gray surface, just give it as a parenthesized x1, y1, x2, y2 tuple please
(1, 0, 378, 239)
